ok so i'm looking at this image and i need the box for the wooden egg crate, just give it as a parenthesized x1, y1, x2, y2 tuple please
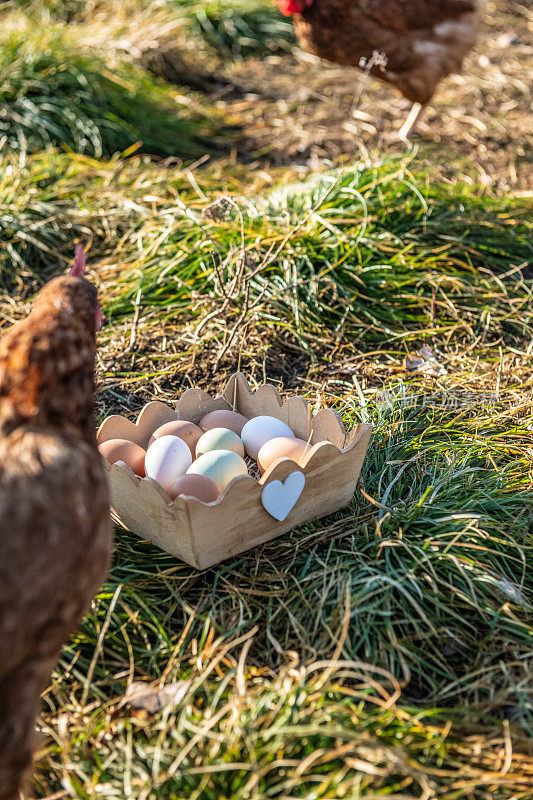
(97, 373, 372, 570)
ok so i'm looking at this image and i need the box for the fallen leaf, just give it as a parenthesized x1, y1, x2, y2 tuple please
(118, 680, 190, 715)
(406, 346, 447, 377)
(418, 345, 436, 361)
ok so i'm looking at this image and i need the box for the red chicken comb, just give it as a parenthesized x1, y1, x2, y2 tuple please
(278, 0, 309, 15)
(70, 245, 86, 277)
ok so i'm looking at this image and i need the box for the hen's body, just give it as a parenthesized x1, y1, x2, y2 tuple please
(290, 0, 483, 105)
(0, 268, 111, 800)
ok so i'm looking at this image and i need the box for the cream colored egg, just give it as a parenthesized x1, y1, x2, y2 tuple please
(187, 450, 248, 492)
(257, 436, 312, 474)
(240, 415, 295, 460)
(196, 427, 245, 458)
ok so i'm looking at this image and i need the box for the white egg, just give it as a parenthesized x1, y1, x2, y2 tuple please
(145, 434, 192, 492)
(240, 415, 295, 460)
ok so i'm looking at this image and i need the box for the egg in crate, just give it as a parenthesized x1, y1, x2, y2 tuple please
(148, 419, 202, 456)
(257, 436, 312, 474)
(240, 415, 295, 460)
(196, 427, 245, 458)
(166, 473, 220, 503)
(145, 435, 192, 493)
(200, 409, 248, 435)
(99, 439, 146, 477)
(187, 450, 248, 492)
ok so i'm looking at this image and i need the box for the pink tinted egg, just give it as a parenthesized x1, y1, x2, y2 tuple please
(257, 437, 311, 474)
(148, 419, 203, 456)
(98, 439, 146, 477)
(166, 473, 219, 503)
(200, 409, 248, 436)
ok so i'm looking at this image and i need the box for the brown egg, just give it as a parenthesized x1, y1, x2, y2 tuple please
(148, 420, 203, 456)
(166, 473, 220, 503)
(257, 436, 312, 475)
(200, 409, 248, 435)
(99, 439, 146, 477)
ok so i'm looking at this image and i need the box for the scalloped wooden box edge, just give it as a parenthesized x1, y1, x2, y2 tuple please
(97, 373, 372, 570)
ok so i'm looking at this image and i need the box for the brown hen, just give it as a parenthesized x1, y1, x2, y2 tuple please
(278, 0, 484, 138)
(0, 249, 112, 800)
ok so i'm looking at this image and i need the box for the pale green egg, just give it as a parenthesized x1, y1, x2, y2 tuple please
(195, 427, 245, 459)
(187, 449, 248, 492)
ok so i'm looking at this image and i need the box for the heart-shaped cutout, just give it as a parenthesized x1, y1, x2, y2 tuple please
(261, 471, 305, 522)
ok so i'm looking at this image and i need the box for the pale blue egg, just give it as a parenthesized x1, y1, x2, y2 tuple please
(187, 449, 248, 492)
(196, 427, 245, 458)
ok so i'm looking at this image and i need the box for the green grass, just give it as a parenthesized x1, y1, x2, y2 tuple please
(2, 0, 88, 21)
(37, 634, 533, 798)
(105, 156, 533, 352)
(181, 0, 297, 60)
(0, 150, 159, 295)
(0, 25, 233, 158)
(9, 0, 297, 61)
